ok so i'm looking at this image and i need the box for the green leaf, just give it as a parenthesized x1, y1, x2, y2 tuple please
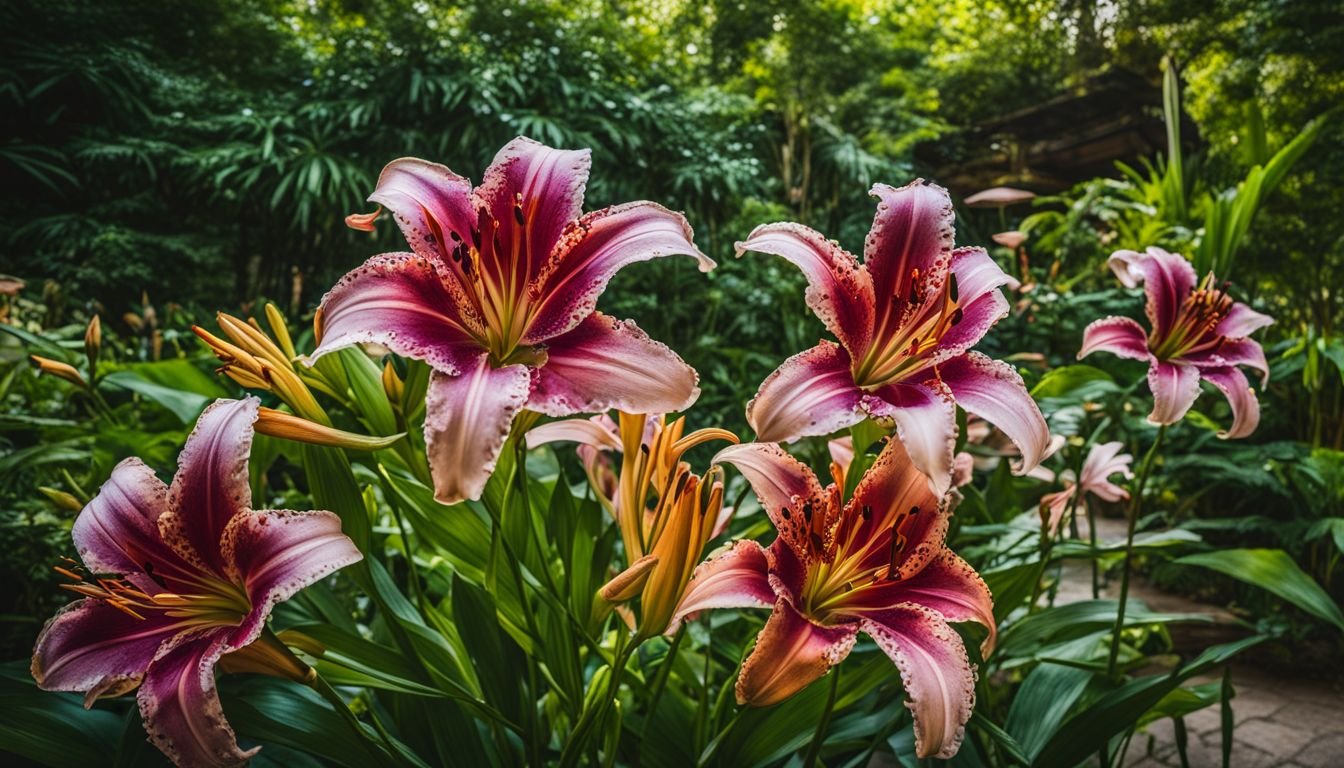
(1030, 365, 1114, 399)
(101, 370, 211, 424)
(1175, 548, 1344, 632)
(1033, 635, 1265, 768)
(0, 663, 124, 768)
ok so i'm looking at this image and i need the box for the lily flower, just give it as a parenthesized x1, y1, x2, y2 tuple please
(1037, 441, 1133, 534)
(531, 412, 736, 637)
(31, 397, 362, 767)
(738, 180, 1049, 494)
(672, 437, 994, 759)
(309, 137, 714, 504)
(1079, 247, 1272, 437)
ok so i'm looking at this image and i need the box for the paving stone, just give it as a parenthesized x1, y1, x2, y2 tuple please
(1271, 701, 1344, 736)
(1181, 741, 1276, 768)
(1295, 732, 1344, 768)
(1234, 717, 1309, 758)
(1184, 707, 1223, 735)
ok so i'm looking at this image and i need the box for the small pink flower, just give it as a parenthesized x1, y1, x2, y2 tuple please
(738, 180, 1050, 494)
(1038, 441, 1133, 533)
(31, 398, 362, 768)
(310, 138, 713, 503)
(1079, 247, 1272, 438)
(672, 438, 994, 759)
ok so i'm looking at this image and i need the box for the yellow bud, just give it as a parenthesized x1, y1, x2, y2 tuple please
(84, 315, 101, 373)
(254, 406, 402, 451)
(599, 555, 659, 603)
(29, 356, 87, 388)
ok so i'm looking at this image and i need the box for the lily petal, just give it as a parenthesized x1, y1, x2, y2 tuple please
(713, 442, 828, 557)
(31, 599, 183, 707)
(1200, 366, 1261, 439)
(1147, 359, 1202, 426)
(71, 457, 193, 593)
(1078, 316, 1151, 362)
(860, 604, 977, 759)
(843, 437, 947, 578)
(667, 540, 774, 633)
(425, 358, 533, 504)
(934, 287, 1010, 360)
(1216, 303, 1274, 338)
(865, 380, 957, 495)
(1109, 248, 1197, 339)
(1185, 337, 1269, 386)
(848, 550, 996, 657)
(161, 398, 259, 574)
(529, 313, 699, 417)
(526, 417, 624, 452)
(221, 509, 363, 649)
(736, 222, 875, 354)
(865, 181, 955, 324)
(139, 632, 256, 768)
(747, 341, 865, 443)
(526, 202, 712, 343)
(475, 137, 591, 290)
(367, 157, 478, 269)
(938, 352, 1050, 477)
(308, 252, 482, 374)
(736, 598, 857, 707)
(947, 246, 1017, 305)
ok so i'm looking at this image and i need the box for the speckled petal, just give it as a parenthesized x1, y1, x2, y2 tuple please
(160, 398, 259, 575)
(31, 599, 184, 706)
(746, 341, 865, 443)
(860, 603, 977, 759)
(938, 352, 1050, 477)
(735, 598, 857, 707)
(667, 540, 774, 634)
(1109, 247, 1197, 340)
(1216, 303, 1274, 339)
(307, 252, 482, 375)
(865, 181, 955, 328)
(864, 378, 957, 496)
(839, 436, 948, 578)
(138, 631, 255, 768)
(424, 357, 532, 504)
(845, 550, 996, 657)
(712, 442, 829, 557)
(1146, 359, 1201, 426)
(736, 222, 875, 355)
(221, 509, 362, 650)
(367, 157, 478, 268)
(528, 313, 699, 417)
(1078, 316, 1151, 362)
(526, 202, 712, 343)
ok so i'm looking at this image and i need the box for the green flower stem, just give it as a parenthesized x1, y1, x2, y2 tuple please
(308, 671, 404, 767)
(1105, 424, 1167, 677)
(803, 668, 840, 768)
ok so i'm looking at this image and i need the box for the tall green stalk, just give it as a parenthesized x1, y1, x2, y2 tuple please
(1105, 425, 1167, 676)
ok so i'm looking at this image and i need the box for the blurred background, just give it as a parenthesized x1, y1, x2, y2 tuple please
(1, 0, 1342, 664)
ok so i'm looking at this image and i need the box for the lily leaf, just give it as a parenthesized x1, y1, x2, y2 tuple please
(1175, 548, 1344, 633)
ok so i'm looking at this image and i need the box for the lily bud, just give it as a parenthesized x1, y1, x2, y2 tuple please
(345, 207, 381, 232)
(38, 486, 82, 512)
(218, 629, 314, 685)
(29, 356, 87, 388)
(599, 555, 659, 603)
(84, 315, 101, 374)
(254, 407, 403, 451)
(382, 359, 404, 404)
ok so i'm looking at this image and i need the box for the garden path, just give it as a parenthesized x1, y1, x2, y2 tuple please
(1053, 518, 1344, 768)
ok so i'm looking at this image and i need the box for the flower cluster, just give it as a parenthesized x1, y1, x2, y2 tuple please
(30, 138, 1273, 767)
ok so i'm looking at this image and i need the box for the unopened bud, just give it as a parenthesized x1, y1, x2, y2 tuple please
(84, 315, 101, 373)
(29, 356, 87, 388)
(599, 555, 659, 603)
(38, 487, 82, 512)
(382, 359, 404, 404)
(254, 407, 402, 451)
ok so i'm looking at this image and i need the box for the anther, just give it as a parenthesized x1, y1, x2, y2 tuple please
(948, 273, 959, 303)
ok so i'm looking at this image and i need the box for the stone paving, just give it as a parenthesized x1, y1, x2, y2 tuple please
(1051, 518, 1344, 768)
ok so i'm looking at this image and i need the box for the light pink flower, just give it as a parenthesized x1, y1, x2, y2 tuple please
(31, 398, 362, 768)
(1037, 441, 1133, 533)
(738, 180, 1050, 494)
(310, 138, 713, 503)
(672, 438, 994, 759)
(1079, 247, 1272, 438)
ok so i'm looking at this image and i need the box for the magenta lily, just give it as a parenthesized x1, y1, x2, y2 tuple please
(31, 398, 362, 768)
(310, 137, 714, 503)
(671, 438, 994, 759)
(738, 180, 1049, 493)
(1079, 247, 1272, 437)
(1038, 441, 1133, 534)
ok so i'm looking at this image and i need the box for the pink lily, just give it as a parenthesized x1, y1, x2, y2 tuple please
(738, 180, 1050, 493)
(1037, 441, 1133, 534)
(310, 137, 714, 503)
(672, 437, 994, 759)
(31, 398, 362, 768)
(1079, 247, 1272, 438)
